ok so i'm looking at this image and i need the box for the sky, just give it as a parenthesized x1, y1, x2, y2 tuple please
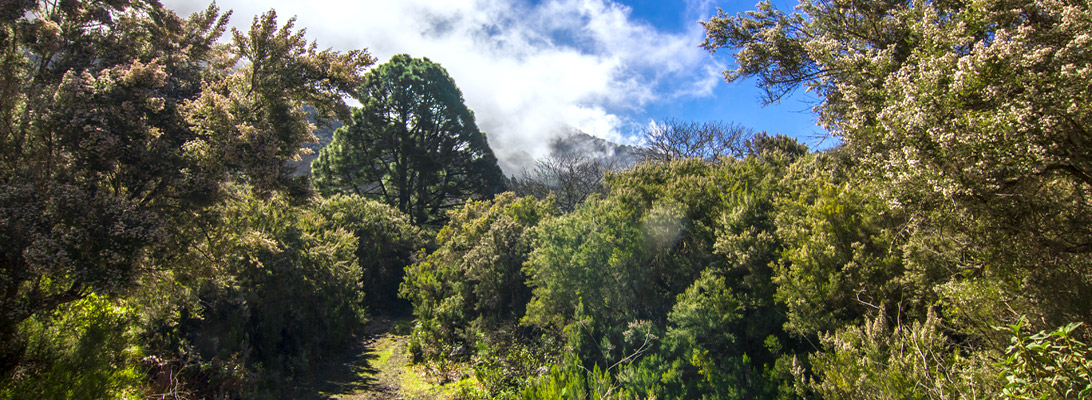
(162, 0, 831, 171)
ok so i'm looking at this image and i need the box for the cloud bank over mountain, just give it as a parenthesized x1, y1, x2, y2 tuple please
(164, 0, 726, 171)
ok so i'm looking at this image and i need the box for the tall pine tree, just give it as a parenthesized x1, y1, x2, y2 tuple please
(313, 54, 505, 226)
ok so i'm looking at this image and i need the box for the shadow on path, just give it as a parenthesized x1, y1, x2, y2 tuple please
(289, 316, 414, 400)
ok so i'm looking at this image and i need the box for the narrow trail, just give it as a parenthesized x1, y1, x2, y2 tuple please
(292, 317, 464, 400)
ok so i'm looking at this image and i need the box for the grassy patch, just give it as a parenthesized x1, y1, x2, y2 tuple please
(361, 332, 483, 399)
(398, 363, 481, 400)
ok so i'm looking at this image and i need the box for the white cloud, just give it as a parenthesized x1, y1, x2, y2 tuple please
(674, 64, 723, 98)
(163, 0, 725, 172)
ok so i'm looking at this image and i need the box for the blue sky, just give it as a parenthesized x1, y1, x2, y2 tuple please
(616, 0, 828, 147)
(163, 0, 830, 170)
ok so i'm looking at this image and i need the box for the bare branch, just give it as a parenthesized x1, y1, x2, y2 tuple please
(639, 119, 750, 163)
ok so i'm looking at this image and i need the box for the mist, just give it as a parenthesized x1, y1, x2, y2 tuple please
(163, 0, 724, 173)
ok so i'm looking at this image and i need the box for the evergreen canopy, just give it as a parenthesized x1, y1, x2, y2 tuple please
(313, 54, 506, 226)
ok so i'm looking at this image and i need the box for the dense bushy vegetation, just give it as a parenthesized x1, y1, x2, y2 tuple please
(0, 0, 387, 396)
(2, 0, 1090, 398)
(400, 0, 1092, 397)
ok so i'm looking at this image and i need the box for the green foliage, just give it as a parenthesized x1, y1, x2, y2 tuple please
(605, 158, 765, 314)
(0, 0, 371, 379)
(1, 0, 1085, 398)
(519, 154, 813, 398)
(743, 132, 808, 165)
(519, 356, 634, 400)
(465, 333, 561, 400)
(314, 194, 424, 313)
(703, 0, 1092, 328)
(622, 167, 803, 399)
(313, 54, 506, 225)
(0, 1, 227, 373)
(999, 319, 1092, 399)
(401, 193, 557, 361)
(624, 269, 754, 400)
(1, 295, 143, 399)
(606, 159, 726, 300)
(711, 155, 792, 345)
(704, 1, 1092, 397)
(808, 310, 999, 400)
(189, 9, 374, 193)
(137, 187, 365, 396)
(773, 164, 910, 337)
(522, 197, 652, 331)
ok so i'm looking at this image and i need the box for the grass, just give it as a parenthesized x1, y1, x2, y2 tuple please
(357, 321, 482, 400)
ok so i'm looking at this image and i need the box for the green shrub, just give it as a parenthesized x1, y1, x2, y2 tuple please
(999, 319, 1092, 399)
(402, 193, 557, 361)
(2, 295, 143, 400)
(808, 310, 999, 399)
(136, 188, 367, 396)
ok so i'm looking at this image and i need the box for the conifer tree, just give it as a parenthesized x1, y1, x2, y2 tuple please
(313, 54, 506, 226)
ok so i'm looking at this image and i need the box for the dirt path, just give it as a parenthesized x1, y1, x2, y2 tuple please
(292, 317, 469, 400)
